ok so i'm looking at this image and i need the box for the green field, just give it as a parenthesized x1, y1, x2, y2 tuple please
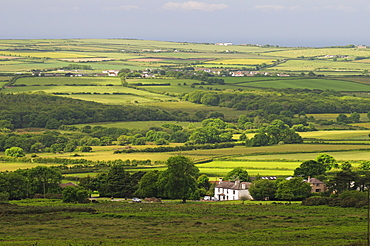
(16, 76, 122, 86)
(263, 47, 370, 58)
(299, 130, 370, 140)
(235, 150, 369, 163)
(241, 78, 370, 91)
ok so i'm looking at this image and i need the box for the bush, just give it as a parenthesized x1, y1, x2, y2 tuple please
(62, 186, 89, 203)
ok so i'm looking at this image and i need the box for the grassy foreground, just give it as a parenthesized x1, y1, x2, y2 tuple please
(0, 199, 367, 246)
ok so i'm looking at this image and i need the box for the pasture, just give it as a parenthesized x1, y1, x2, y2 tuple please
(235, 150, 369, 163)
(240, 78, 370, 91)
(263, 47, 370, 59)
(16, 77, 122, 86)
(267, 59, 370, 73)
(204, 58, 275, 65)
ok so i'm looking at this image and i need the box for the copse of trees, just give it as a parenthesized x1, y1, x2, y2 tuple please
(0, 93, 175, 128)
(247, 120, 302, 147)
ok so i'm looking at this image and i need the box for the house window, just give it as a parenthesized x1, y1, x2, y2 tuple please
(315, 189, 321, 192)
(233, 190, 235, 194)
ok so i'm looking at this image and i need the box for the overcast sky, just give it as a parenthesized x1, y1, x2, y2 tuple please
(1, 0, 369, 47)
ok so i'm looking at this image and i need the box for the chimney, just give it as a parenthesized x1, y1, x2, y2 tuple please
(307, 176, 311, 183)
(241, 183, 246, 189)
(219, 178, 223, 184)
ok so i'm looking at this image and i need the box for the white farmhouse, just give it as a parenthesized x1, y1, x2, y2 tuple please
(214, 179, 253, 201)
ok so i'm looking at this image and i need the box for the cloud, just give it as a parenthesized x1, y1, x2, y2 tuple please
(163, 1, 228, 12)
(253, 5, 301, 11)
(104, 5, 140, 11)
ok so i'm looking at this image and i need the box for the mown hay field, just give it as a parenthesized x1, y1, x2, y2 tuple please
(299, 130, 370, 139)
(267, 59, 370, 72)
(205, 58, 275, 65)
(263, 47, 370, 58)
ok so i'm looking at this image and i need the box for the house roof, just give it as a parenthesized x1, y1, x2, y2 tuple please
(215, 181, 252, 190)
(58, 182, 77, 188)
(308, 178, 324, 184)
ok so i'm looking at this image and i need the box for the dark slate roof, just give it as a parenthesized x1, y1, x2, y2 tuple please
(215, 181, 252, 190)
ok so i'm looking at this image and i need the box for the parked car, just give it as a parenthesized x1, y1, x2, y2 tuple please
(132, 197, 141, 203)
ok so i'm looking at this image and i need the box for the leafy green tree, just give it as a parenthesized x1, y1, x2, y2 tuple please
(340, 161, 352, 171)
(249, 179, 277, 201)
(0, 120, 14, 130)
(80, 146, 92, 152)
(62, 186, 89, 203)
(102, 164, 130, 197)
(202, 118, 227, 129)
(5, 147, 25, 157)
(275, 177, 312, 201)
(294, 160, 326, 178)
(155, 138, 169, 145)
(349, 112, 360, 123)
(134, 171, 160, 197)
(26, 166, 62, 196)
(30, 142, 45, 153)
(337, 113, 350, 123)
(188, 126, 220, 144)
(315, 153, 337, 171)
(158, 156, 199, 203)
(247, 133, 269, 147)
(0, 172, 27, 200)
(197, 174, 211, 192)
(224, 167, 249, 182)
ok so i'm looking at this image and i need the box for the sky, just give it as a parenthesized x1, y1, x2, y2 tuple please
(1, 0, 369, 47)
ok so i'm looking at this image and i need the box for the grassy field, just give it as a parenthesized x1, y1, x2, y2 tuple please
(235, 150, 369, 163)
(0, 199, 367, 245)
(299, 130, 370, 140)
(204, 58, 275, 65)
(267, 59, 370, 72)
(16, 77, 122, 86)
(241, 78, 370, 91)
(263, 47, 370, 58)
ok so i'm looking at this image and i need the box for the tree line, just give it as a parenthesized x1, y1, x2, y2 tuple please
(184, 89, 370, 114)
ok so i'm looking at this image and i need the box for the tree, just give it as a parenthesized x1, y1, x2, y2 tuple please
(197, 174, 211, 196)
(315, 153, 337, 171)
(249, 179, 277, 201)
(134, 171, 160, 198)
(336, 113, 350, 123)
(294, 160, 326, 178)
(158, 156, 199, 203)
(26, 166, 62, 197)
(275, 178, 312, 201)
(349, 112, 360, 123)
(62, 186, 89, 203)
(103, 164, 130, 197)
(5, 147, 25, 157)
(224, 167, 249, 182)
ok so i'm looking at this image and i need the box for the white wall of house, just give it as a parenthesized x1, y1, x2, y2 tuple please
(214, 187, 252, 201)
